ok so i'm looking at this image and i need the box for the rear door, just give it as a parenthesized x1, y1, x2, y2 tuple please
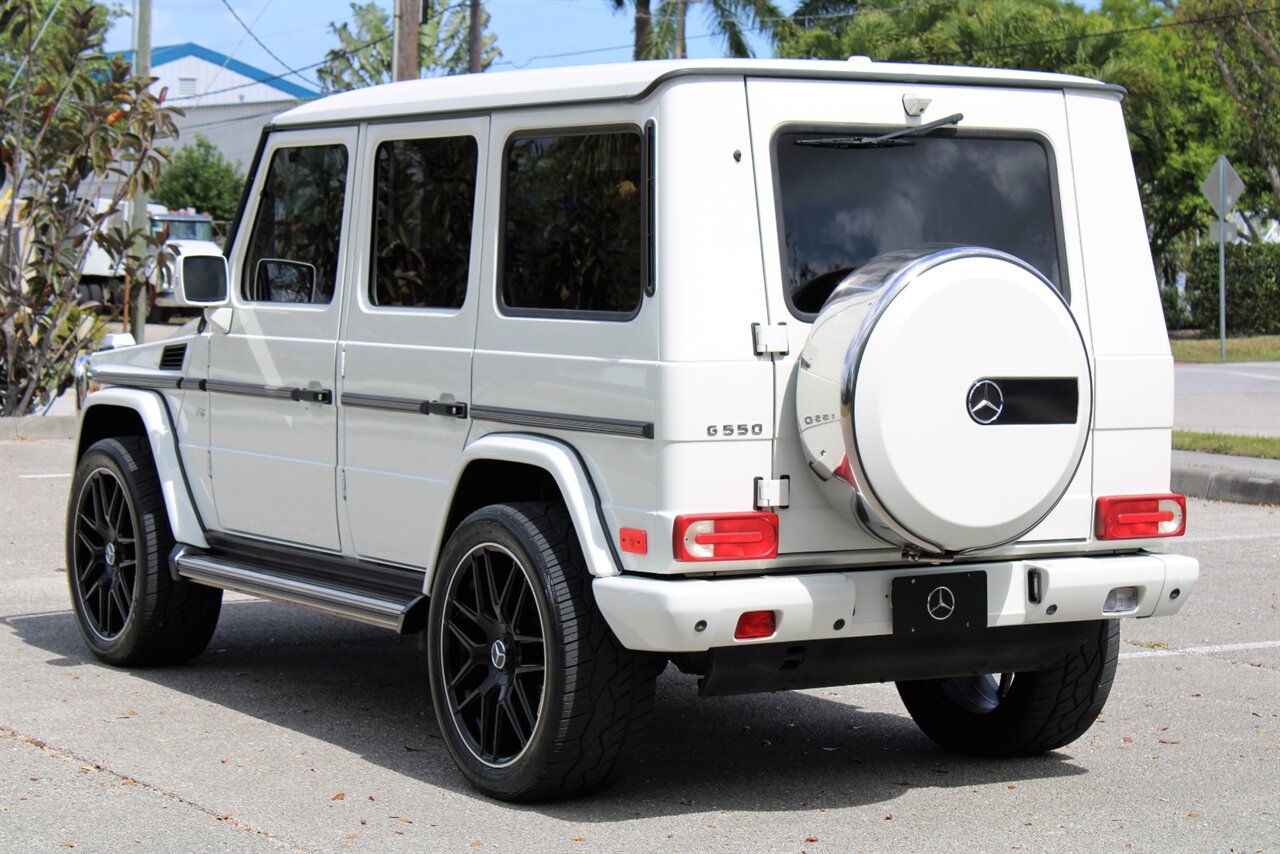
(745, 78, 1094, 551)
(338, 117, 488, 568)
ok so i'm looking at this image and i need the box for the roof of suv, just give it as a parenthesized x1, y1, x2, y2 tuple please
(273, 58, 1121, 128)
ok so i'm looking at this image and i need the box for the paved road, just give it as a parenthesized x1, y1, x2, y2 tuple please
(2, 438, 1277, 852)
(1174, 361, 1280, 437)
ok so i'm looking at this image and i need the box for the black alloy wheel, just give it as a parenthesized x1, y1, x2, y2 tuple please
(427, 502, 664, 801)
(71, 465, 139, 641)
(438, 542, 547, 768)
(66, 437, 222, 666)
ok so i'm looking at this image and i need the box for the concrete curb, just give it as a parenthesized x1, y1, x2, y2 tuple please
(0, 415, 78, 441)
(1173, 465, 1280, 506)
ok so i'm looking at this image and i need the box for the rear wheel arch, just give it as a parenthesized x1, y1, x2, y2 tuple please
(430, 435, 622, 587)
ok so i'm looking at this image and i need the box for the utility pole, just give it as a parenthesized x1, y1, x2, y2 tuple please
(393, 0, 422, 83)
(468, 0, 482, 73)
(128, 0, 151, 341)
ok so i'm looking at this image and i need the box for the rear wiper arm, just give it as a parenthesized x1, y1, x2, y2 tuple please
(794, 113, 965, 149)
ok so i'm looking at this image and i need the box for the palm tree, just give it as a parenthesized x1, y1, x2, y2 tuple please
(611, 0, 799, 60)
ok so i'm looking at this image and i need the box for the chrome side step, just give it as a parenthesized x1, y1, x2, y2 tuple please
(173, 547, 425, 632)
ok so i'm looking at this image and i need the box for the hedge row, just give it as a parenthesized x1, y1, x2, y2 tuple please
(1185, 242, 1280, 335)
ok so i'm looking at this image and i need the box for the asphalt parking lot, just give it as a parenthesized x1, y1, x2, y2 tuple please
(1, 437, 1276, 852)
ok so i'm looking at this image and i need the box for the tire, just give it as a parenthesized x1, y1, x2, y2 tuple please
(896, 619, 1119, 756)
(427, 502, 664, 801)
(66, 437, 222, 666)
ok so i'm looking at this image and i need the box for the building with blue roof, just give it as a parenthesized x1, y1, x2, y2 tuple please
(115, 43, 319, 183)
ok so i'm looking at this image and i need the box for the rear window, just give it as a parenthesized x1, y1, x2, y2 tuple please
(775, 133, 1065, 316)
(500, 129, 643, 319)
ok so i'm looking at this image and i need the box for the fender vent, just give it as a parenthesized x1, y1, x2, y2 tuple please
(159, 344, 187, 371)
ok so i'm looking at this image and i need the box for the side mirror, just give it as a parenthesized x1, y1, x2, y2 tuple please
(254, 258, 318, 304)
(176, 254, 229, 307)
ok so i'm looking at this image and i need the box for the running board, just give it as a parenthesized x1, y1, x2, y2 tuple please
(172, 546, 427, 633)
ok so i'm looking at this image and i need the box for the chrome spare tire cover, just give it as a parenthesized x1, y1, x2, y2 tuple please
(795, 246, 1092, 555)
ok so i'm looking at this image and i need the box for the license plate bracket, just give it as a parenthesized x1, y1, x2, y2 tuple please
(891, 571, 987, 636)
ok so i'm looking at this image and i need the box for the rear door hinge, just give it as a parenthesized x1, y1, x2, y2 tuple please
(755, 475, 791, 509)
(752, 322, 789, 357)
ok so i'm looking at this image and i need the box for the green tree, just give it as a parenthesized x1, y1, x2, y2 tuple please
(1, 1, 178, 415)
(1180, 0, 1280, 219)
(776, 0, 1255, 285)
(152, 134, 244, 222)
(315, 0, 500, 92)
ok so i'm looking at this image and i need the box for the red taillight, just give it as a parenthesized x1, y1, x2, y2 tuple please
(1095, 494, 1187, 540)
(734, 610, 777, 639)
(673, 512, 779, 561)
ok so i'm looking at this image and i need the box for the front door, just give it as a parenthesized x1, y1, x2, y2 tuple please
(207, 127, 359, 551)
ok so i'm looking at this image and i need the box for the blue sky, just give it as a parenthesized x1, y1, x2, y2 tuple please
(103, 0, 790, 93)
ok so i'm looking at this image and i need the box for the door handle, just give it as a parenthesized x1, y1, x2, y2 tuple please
(291, 388, 333, 404)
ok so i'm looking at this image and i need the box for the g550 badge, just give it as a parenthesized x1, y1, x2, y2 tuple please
(707, 423, 765, 438)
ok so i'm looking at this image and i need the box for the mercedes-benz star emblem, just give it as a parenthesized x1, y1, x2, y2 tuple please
(489, 639, 508, 670)
(927, 585, 956, 621)
(967, 379, 1005, 424)
(104, 542, 117, 566)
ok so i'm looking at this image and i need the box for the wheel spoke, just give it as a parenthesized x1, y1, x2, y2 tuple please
(448, 597, 487, 632)
(500, 694, 529, 747)
(106, 482, 125, 532)
(446, 618, 484, 652)
(480, 550, 503, 622)
(512, 633, 543, 646)
(116, 574, 134, 610)
(496, 563, 518, 625)
(513, 663, 544, 677)
(509, 582, 529, 626)
(455, 686, 482, 712)
(109, 586, 129, 628)
(76, 525, 105, 551)
(98, 584, 112, 634)
(513, 678, 538, 729)
(448, 659, 481, 689)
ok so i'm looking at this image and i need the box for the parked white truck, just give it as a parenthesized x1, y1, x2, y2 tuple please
(79, 201, 221, 319)
(68, 58, 1197, 801)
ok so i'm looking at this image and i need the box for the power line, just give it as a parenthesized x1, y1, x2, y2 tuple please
(167, 1, 470, 103)
(166, 33, 391, 102)
(219, 0, 316, 89)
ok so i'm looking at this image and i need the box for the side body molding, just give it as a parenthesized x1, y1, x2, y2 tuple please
(432, 433, 621, 586)
(79, 388, 209, 549)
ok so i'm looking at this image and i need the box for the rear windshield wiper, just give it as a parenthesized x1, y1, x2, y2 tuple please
(794, 113, 965, 149)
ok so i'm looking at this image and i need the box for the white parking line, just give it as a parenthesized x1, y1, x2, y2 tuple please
(1121, 640, 1280, 660)
(18, 473, 70, 479)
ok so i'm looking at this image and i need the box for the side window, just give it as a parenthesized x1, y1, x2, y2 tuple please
(371, 136, 478, 309)
(501, 129, 642, 318)
(243, 144, 349, 304)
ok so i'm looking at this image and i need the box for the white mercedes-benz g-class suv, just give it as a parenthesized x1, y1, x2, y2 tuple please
(68, 58, 1198, 801)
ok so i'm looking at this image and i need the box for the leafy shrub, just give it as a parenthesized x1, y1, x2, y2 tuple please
(1185, 242, 1280, 335)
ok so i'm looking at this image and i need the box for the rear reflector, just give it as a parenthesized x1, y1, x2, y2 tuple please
(1095, 494, 1186, 540)
(673, 512, 779, 561)
(734, 610, 777, 640)
(619, 528, 647, 554)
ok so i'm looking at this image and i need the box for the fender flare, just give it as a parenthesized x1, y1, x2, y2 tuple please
(429, 433, 621, 584)
(79, 388, 208, 549)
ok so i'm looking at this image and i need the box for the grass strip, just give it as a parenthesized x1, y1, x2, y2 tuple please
(1173, 430, 1280, 460)
(1170, 335, 1280, 363)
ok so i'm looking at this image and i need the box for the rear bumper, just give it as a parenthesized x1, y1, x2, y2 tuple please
(593, 552, 1198, 653)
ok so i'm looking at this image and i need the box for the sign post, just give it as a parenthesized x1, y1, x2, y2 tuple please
(1201, 156, 1245, 358)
